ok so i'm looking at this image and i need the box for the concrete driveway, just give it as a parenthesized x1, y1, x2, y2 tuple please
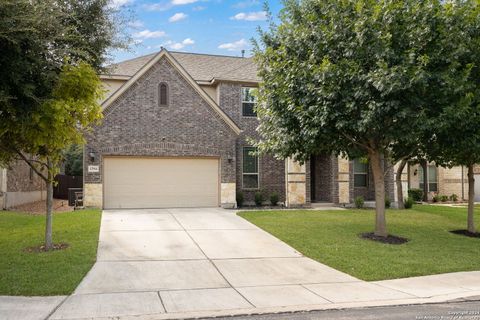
(48, 208, 478, 320)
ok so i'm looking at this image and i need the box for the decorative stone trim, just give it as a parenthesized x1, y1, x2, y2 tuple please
(285, 158, 307, 207)
(221, 182, 236, 208)
(338, 157, 350, 204)
(84, 183, 103, 208)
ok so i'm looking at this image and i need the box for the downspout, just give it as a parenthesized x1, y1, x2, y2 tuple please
(461, 165, 465, 200)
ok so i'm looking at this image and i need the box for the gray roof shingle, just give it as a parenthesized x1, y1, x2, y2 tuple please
(105, 51, 260, 82)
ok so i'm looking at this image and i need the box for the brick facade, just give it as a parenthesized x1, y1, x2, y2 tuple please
(218, 82, 285, 205)
(84, 57, 238, 206)
(350, 159, 395, 202)
(86, 51, 404, 208)
(310, 155, 338, 203)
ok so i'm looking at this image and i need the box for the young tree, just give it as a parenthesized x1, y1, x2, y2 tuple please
(3, 63, 103, 249)
(254, 0, 456, 237)
(0, 0, 127, 249)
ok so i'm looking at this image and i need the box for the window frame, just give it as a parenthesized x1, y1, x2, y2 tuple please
(419, 165, 438, 192)
(241, 87, 258, 117)
(353, 159, 368, 188)
(158, 82, 169, 107)
(242, 146, 260, 190)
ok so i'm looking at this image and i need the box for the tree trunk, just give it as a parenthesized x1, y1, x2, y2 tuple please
(45, 159, 53, 250)
(369, 149, 387, 237)
(396, 159, 408, 210)
(421, 160, 428, 202)
(467, 163, 476, 234)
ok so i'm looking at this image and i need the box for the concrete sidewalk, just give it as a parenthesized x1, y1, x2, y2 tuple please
(2, 208, 479, 320)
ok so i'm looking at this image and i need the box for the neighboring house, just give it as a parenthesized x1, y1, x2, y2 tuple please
(0, 160, 45, 209)
(405, 163, 480, 201)
(83, 49, 476, 209)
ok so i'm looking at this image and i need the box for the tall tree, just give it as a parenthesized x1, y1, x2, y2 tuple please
(426, 0, 480, 234)
(254, 0, 458, 237)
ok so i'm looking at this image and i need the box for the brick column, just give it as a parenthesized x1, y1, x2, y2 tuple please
(285, 158, 307, 207)
(338, 157, 350, 204)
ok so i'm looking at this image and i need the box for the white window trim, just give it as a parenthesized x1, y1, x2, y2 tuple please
(419, 165, 438, 192)
(241, 87, 258, 118)
(353, 159, 368, 188)
(242, 146, 260, 190)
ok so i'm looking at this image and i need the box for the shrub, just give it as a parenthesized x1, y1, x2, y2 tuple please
(450, 194, 458, 202)
(408, 188, 424, 202)
(385, 196, 391, 208)
(254, 191, 264, 206)
(354, 196, 364, 209)
(432, 194, 440, 202)
(440, 195, 449, 202)
(404, 197, 414, 209)
(236, 192, 244, 207)
(270, 192, 279, 206)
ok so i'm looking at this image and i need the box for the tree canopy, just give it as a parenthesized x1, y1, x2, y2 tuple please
(253, 0, 471, 236)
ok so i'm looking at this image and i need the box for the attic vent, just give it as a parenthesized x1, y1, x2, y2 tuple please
(158, 82, 168, 106)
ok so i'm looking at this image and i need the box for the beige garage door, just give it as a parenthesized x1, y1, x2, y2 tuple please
(104, 157, 219, 209)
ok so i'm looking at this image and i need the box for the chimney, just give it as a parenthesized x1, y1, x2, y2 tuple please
(241, 50, 245, 58)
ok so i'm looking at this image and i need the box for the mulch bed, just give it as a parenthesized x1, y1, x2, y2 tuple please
(359, 232, 409, 245)
(24, 243, 69, 253)
(10, 199, 73, 215)
(450, 230, 480, 238)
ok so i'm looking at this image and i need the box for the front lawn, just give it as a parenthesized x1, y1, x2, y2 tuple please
(0, 209, 101, 296)
(238, 205, 480, 281)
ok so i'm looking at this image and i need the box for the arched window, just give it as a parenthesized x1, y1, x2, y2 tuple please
(158, 83, 168, 106)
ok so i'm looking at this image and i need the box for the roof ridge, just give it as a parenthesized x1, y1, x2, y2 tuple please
(167, 50, 251, 60)
(111, 52, 157, 65)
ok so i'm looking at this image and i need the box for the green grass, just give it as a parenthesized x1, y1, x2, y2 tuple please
(0, 209, 101, 296)
(238, 205, 480, 281)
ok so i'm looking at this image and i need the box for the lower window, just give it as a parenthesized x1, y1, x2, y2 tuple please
(242, 147, 259, 189)
(419, 165, 438, 192)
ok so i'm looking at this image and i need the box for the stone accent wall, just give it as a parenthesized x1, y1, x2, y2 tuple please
(85, 57, 238, 207)
(84, 183, 102, 207)
(220, 183, 236, 208)
(218, 82, 285, 204)
(285, 158, 307, 207)
(338, 157, 350, 204)
(438, 166, 468, 199)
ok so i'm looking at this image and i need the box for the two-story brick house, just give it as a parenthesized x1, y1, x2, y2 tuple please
(83, 49, 474, 209)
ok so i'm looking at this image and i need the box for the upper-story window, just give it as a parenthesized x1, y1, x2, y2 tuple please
(353, 159, 368, 187)
(158, 83, 168, 107)
(242, 87, 258, 117)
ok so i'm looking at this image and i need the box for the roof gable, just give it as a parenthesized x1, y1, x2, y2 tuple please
(102, 49, 241, 135)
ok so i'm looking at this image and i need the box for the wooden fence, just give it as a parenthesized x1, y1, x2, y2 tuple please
(53, 174, 83, 199)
